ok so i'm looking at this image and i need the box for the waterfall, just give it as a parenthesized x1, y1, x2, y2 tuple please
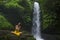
(32, 2, 43, 40)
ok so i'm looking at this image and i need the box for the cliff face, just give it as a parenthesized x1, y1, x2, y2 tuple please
(0, 0, 60, 33)
(39, 0, 60, 33)
(0, 0, 33, 31)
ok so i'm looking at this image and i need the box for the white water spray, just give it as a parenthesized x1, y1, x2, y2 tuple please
(32, 2, 43, 40)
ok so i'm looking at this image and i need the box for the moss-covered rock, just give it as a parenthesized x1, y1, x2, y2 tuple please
(0, 30, 35, 40)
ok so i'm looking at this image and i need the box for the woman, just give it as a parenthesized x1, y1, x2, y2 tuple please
(11, 22, 22, 36)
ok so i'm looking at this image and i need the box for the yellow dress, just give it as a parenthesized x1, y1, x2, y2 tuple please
(11, 30, 22, 36)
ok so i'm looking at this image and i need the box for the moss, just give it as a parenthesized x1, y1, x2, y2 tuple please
(0, 14, 13, 30)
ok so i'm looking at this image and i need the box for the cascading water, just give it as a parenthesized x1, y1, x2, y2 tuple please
(32, 2, 43, 40)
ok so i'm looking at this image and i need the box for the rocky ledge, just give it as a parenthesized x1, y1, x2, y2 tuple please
(0, 30, 35, 40)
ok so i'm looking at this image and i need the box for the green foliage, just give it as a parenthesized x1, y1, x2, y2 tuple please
(39, 0, 58, 30)
(24, 16, 31, 22)
(0, 14, 13, 30)
(4, 0, 24, 10)
(0, 0, 33, 31)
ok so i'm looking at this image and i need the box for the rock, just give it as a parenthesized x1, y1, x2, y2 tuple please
(0, 30, 35, 40)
